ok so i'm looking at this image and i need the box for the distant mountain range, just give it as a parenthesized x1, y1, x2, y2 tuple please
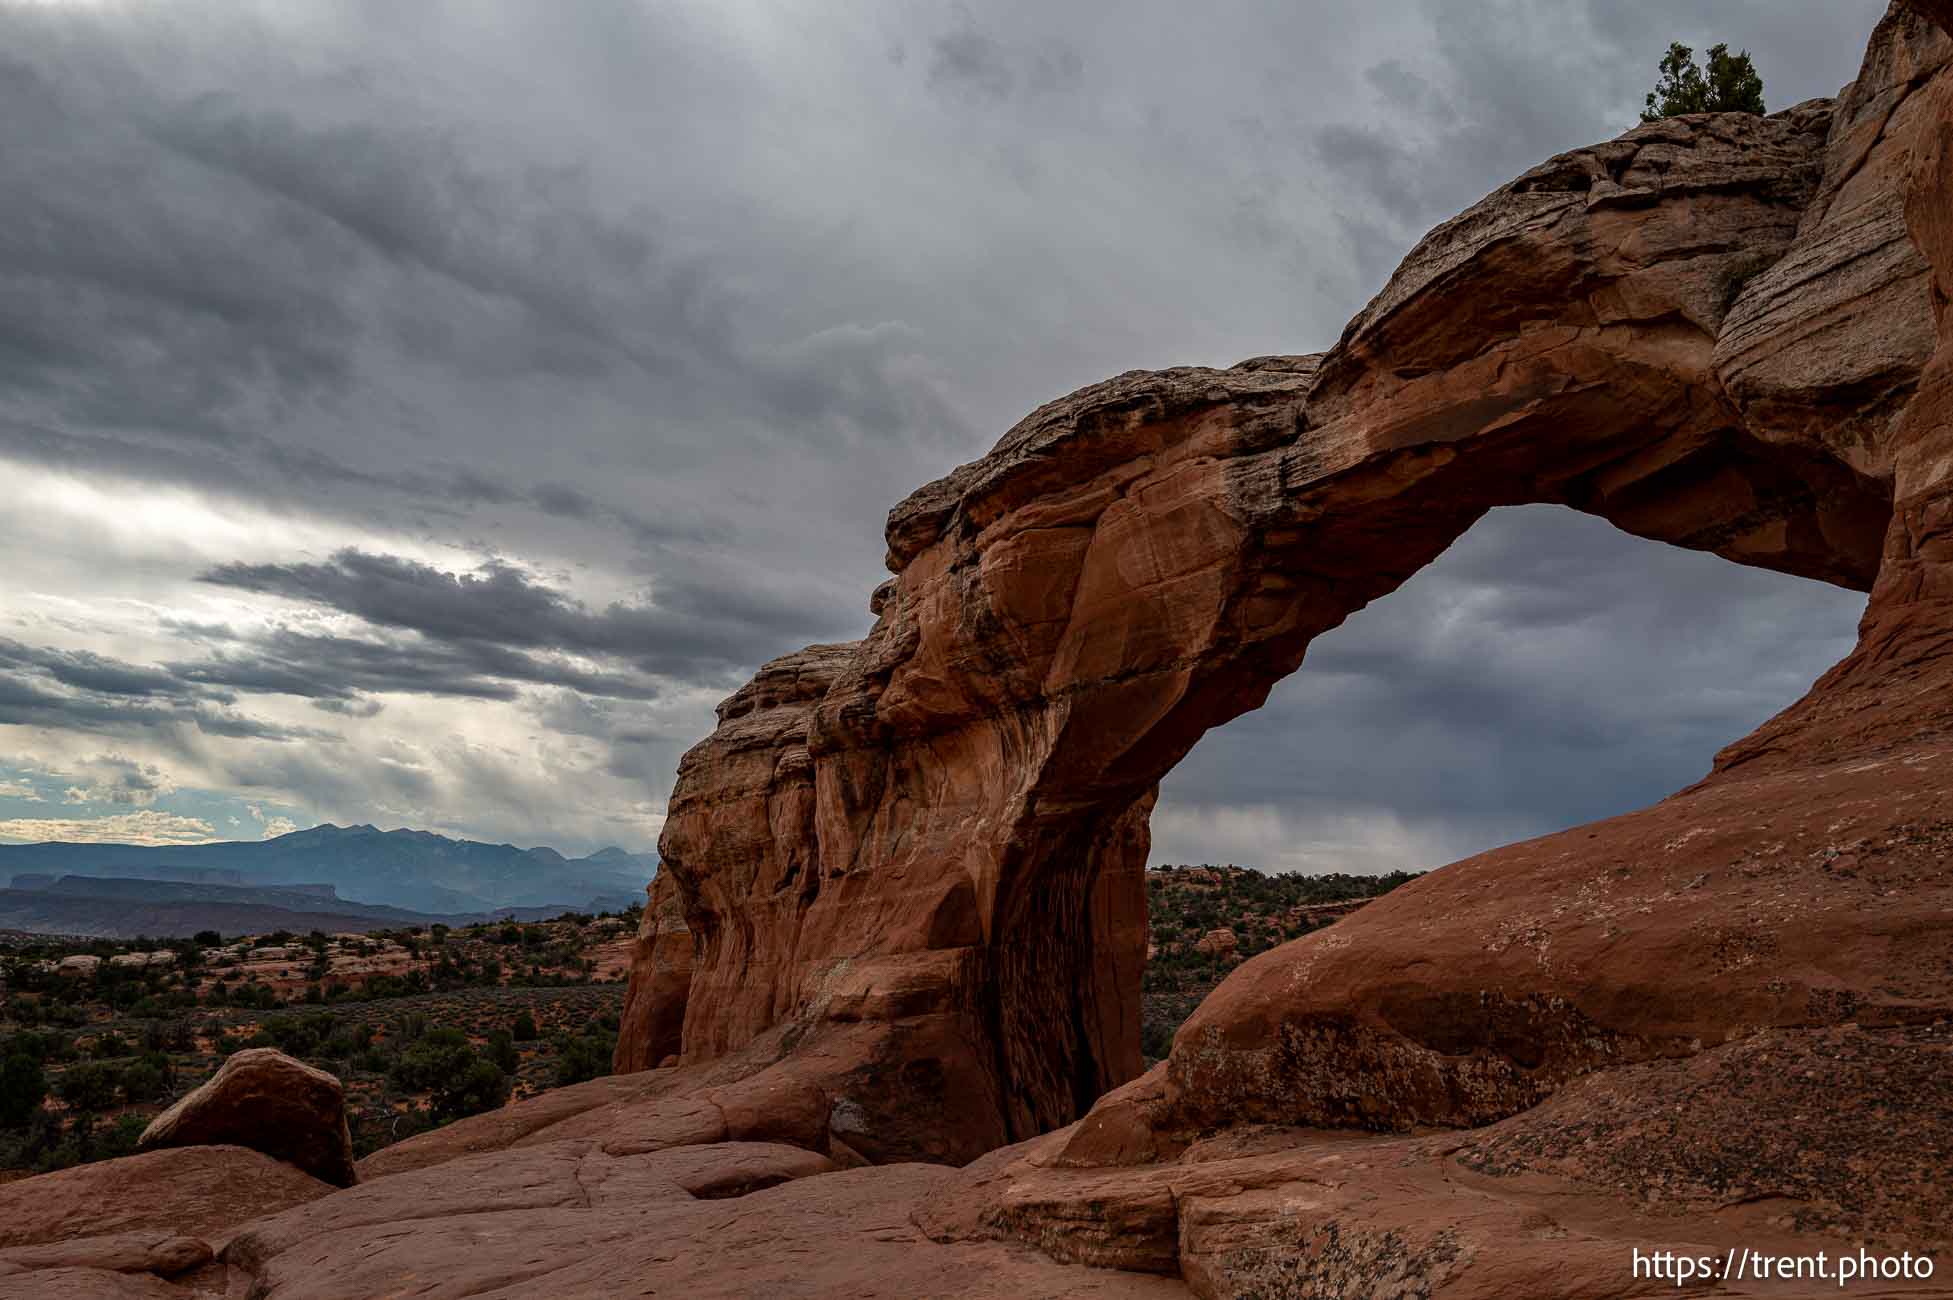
(0, 873, 621, 941)
(0, 823, 656, 917)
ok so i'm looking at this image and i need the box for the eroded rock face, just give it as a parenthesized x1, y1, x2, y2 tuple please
(632, 2, 1951, 1165)
(613, 869, 693, 1073)
(138, 1048, 357, 1187)
(918, 1027, 1953, 1297)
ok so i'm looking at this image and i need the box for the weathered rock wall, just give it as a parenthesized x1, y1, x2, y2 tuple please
(613, 869, 693, 1074)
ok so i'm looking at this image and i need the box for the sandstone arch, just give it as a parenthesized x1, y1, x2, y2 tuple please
(623, 3, 1952, 1167)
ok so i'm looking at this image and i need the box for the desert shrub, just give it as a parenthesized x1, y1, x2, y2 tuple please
(118, 1054, 171, 1104)
(0, 1054, 47, 1128)
(435, 1058, 510, 1123)
(552, 1019, 617, 1088)
(55, 1062, 120, 1113)
(349, 1103, 432, 1158)
(389, 1028, 509, 1123)
(1641, 42, 1764, 122)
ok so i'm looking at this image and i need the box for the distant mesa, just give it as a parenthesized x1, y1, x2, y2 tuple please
(0, 823, 659, 938)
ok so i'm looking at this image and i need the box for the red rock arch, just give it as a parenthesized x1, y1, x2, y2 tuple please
(621, 5, 1950, 1165)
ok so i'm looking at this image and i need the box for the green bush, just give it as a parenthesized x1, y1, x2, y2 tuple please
(55, 1062, 120, 1114)
(1641, 42, 1764, 122)
(435, 1058, 510, 1124)
(0, 1054, 47, 1129)
(118, 1055, 171, 1104)
(552, 1021, 617, 1088)
(389, 1028, 509, 1123)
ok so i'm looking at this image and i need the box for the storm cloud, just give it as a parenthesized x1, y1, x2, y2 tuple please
(0, 0, 1883, 861)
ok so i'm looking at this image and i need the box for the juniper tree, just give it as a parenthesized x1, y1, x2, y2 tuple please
(1641, 42, 1765, 121)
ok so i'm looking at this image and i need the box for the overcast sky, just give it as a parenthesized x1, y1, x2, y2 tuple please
(0, 0, 1885, 865)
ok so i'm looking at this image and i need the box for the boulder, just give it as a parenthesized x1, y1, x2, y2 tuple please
(1191, 928, 1237, 958)
(138, 1049, 356, 1187)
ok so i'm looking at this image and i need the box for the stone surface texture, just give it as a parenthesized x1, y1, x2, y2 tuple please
(7, 6, 1953, 1298)
(612, 866, 694, 1073)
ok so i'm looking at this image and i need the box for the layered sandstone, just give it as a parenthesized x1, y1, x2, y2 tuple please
(624, 4, 1950, 1170)
(612, 868, 692, 1073)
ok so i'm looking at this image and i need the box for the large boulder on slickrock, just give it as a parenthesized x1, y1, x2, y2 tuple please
(139, 1048, 356, 1187)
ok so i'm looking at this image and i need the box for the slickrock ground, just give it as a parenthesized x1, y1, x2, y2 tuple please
(6, 4, 1953, 1296)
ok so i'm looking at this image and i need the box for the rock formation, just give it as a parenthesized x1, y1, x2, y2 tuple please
(8, 5, 1953, 1297)
(137, 1048, 357, 1188)
(627, 2, 1951, 1167)
(1190, 928, 1237, 958)
(613, 869, 693, 1073)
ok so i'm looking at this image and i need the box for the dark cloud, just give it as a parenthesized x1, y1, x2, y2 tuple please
(311, 697, 386, 719)
(0, 3, 971, 582)
(0, 639, 193, 702)
(170, 626, 646, 704)
(196, 548, 857, 684)
(927, 5, 1083, 102)
(0, 655, 326, 745)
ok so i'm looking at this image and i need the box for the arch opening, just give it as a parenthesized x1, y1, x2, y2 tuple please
(1147, 503, 1869, 880)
